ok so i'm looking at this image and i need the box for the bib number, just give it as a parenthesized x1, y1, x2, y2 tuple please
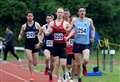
(26, 32, 35, 38)
(67, 39, 74, 46)
(77, 28, 87, 35)
(46, 40, 53, 47)
(54, 33, 63, 41)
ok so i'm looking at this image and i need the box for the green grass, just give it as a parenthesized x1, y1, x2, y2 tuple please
(0, 50, 120, 82)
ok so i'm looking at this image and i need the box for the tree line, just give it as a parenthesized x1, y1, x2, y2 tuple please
(0, 0, 120, 46)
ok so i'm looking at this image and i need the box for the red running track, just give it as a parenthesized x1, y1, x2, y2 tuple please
(0, 61, 57, 82)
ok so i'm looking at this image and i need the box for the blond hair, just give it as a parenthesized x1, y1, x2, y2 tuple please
(57, 7, 64, 12)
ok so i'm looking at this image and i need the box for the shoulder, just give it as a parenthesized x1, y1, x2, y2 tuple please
(49, 21, 54, 27)
(35, 22, 40, 25)
(86, 17, 93, 23)
(21, 23, 26, 30)
(35, 21, 41, 29)
(63, 21, 69, 25)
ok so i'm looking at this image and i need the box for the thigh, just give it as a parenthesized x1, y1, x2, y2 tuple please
(25, 49, 33, 60)
(82, 49, 90, 60)
(60, 58, 66, 66)
(74, 53, 81, 62)
(32, 52, 39, 64)
(43, 49, 51, 59)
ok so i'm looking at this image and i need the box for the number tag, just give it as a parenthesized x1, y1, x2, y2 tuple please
(68, 39, 74, 46)
(46, 40, 53, 47)
(26, 32, 35, 38)
(77, 28, 87, 35)
(54, 33, 63, 40)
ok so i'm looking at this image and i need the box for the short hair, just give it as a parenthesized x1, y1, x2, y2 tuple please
(64, 8, 70, 12)
(78, 6, 86, 11)
(46, 14, 53, 17)
(26, 11, 33, 16)
(57, 7, 64, 12)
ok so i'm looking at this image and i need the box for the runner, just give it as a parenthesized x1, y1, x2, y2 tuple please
(18, 11, 43, 81)
(64, 8, 75, 80)
(44, 8, 71, 82)
(66, 7, 95, 82)
(42, 14, 54, 81)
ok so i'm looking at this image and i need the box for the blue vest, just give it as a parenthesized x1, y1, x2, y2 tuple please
(74, 17, 91, 44)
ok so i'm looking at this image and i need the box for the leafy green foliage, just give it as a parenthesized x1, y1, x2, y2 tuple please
(0, 0, 120, 45)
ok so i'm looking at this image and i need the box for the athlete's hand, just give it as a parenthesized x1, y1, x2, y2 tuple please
(64, 36, 69, 41)
(18, 35, 22, 41)
(90, 37, 94, 43)
(35, 43, 40, 49)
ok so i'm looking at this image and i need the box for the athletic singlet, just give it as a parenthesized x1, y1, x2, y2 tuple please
(44, 24, 53, 47)
(52, 20, 66, 44)
(74, 17, 91, 44)
(25, 22, 39, 45)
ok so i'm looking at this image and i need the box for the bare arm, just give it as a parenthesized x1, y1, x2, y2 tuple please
(66, 29, 75, 41)
(36, 22, 44, 44)
(44, 22, 53, 36)
(89, 18, 95, 42)
(18, 24, 25, 41)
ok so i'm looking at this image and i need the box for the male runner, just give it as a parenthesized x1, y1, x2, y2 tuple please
(45, 8, 71, 82)
(66, 7, 95, 82)
(18, 11, 43, 81)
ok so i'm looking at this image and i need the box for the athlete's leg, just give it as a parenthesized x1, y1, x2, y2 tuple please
(25, 49, 33, 77)
(43, 49, 51, 75)
(32, 52, 39, 66)
(82, 49, 90, 76)
(74, 53, 81, 77)
(53, 56, 59, 78)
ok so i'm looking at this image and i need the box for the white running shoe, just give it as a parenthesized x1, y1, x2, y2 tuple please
(58, 79, 62, 82)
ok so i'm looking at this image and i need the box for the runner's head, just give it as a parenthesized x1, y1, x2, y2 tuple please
(64, 8, 70, 20)
(6, 26, 11, 32)
(26, 11, 34, 22)
(78, 7, 86, 18)
(46, 14, 54, 23)
(56, 7, 64, 19)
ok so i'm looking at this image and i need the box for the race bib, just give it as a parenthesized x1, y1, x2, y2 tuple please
(77, 28, 87, 35)
(69, 39, 74, 45)
(67, 39, 74, 46)
(54, 33, 63, 41)
(46, 40, 53, 47)
(26, 32, 36, 38)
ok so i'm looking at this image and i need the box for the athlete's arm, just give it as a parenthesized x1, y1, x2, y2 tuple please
(18, 24, 25, 41)
(89, 18, 95, 42)
(66, 28, 75, 41)
(44, 21, 53, 35)
(66, 22, 73, 32)
(35, 22, 44, 44)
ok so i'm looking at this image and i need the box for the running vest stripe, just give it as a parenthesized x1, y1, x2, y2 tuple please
(52, 20, 66, 44)
(74, 17, 90, 44)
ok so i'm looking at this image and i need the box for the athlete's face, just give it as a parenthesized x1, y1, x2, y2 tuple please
(56, 9, 64, 19)
(64, 11, 70, 19)
(78, 8, 86, 18)
(46, 16, 53, 23)
(27, 13, 34, 22)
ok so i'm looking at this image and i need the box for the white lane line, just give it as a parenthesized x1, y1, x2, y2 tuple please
(0, 69, 29, 82)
